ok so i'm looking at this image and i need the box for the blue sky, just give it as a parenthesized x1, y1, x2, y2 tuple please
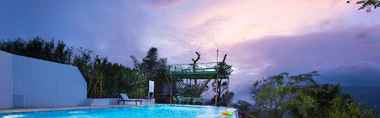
(1, 0, 380, 101)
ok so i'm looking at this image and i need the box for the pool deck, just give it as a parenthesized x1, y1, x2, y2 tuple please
(0, 105, 142, 114)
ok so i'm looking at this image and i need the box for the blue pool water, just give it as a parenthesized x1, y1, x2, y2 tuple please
(0, 104, 237, 118)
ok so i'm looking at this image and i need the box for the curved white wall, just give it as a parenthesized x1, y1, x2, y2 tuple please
(0, 51, 87, 109)
(0, 51, 13, 109)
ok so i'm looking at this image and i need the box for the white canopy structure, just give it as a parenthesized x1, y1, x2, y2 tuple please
(149, 80, 154, 98)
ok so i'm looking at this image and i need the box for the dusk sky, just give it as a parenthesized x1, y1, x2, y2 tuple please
(1, 0, 380, 101)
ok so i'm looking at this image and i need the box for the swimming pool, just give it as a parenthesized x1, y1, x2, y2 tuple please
(0, 104, 237, 118)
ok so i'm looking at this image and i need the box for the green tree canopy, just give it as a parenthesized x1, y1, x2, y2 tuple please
(234, 72, 377, 118)
(348, 0, 380, 11)
(130, 47, 171, 102)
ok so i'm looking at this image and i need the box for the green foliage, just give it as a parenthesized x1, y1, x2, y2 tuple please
(220, 91, 235, 106)
(0, 37, 73, 64)
(0, 37, 146, 98)
(347, 0, 380, 12)
(233, 101, 256, 118)
(235, 72, 377, 118)
(119, 69, 147, 98)
(176, 80, 210, 98)
(175, 52, 216, 104)
(211, 54, 233, 106)
(131, 47, 171, 102)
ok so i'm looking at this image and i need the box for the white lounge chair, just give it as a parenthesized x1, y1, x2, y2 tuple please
(118, 93, 143, 105)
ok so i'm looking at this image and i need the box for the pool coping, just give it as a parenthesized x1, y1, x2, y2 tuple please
(0, 104, 239, 118)
(0, 105, 140, 114)
(0, 104, 238, 117)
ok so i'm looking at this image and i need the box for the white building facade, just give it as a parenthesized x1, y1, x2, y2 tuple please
(0, 51, 87, 109)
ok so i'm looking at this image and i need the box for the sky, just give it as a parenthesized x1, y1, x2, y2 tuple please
(1, 0, 380, 102)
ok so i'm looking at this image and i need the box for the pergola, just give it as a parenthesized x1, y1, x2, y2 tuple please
(167, 60, 232, 105)
(169, 62, 229, 79)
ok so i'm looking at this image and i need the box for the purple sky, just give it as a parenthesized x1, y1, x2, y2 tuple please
(1, 0, 380, 101)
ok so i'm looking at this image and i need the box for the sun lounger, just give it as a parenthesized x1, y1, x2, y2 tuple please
(118, 93, 143, 105)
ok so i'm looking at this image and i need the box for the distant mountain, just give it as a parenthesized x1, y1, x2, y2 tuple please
(342, 86, 380, 111)
(318, 64, 380, 86)
(316, 64, 380, 112)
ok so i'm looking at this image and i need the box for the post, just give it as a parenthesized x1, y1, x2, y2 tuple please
(170, 77, 174, 104)
(214, 49, 219, 106)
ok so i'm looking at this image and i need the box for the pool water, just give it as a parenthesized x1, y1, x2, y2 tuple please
(0, 104, 237, 118)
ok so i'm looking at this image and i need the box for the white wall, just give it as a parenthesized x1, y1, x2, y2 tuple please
(0, 51, 87, 108)
(0, 51, 13, 109)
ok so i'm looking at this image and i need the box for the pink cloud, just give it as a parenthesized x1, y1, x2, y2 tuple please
(223, 25, 380, 101)
(145, 0, 184, 9)
(142, 0, 358, 52)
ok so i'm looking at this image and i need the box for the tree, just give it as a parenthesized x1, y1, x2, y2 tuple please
(233, 100, 256, 118)
(141, 47, 160, 81)
(212, 54, 233, 106)
(347, 0, 380, 12)
(248, 71, 377, 118)
(131, 47, 171, 102)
